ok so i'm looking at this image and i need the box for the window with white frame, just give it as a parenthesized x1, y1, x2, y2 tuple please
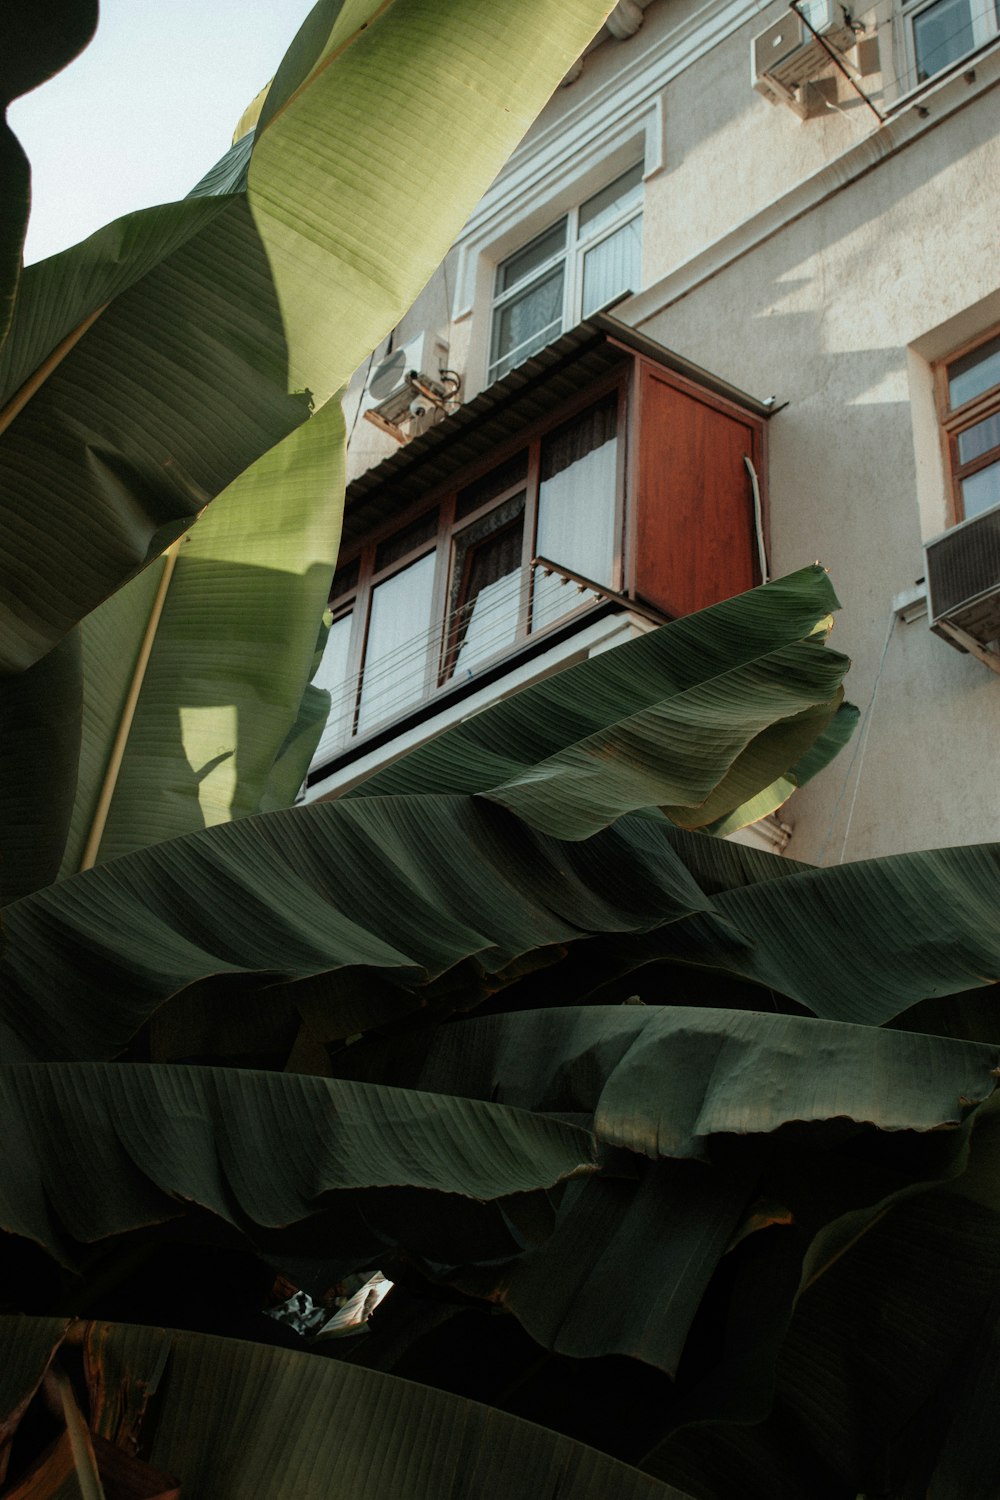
(900, 0, 999, 85)
(488, 163, 643, 384)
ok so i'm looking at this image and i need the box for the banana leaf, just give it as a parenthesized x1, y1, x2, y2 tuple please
(0, 802, 714, 1061)
(1, 0, 620, 891)
(659, 841, 1000, 1026)
(0, 0, 615, 673)
(0, 1318, 691, 1500)
(5, 789, 1000, 1064)
(0, 1062, 595, 1270)
(397, 1005, 1000, 1154)
(352, 567, 849, 836)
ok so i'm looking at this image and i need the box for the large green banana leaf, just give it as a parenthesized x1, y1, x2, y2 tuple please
(0, 0, 620, 894)
(0, 0, 616, 674)
(388, 1005, 1000, 1151)
(0, 567, 859, 1049)
(0, 801, 712, 1061)
(2, 398, 344, 902)
(0, 1318, 691, 1500)
(646, 840, 1000, 1026)
(0, 1063, 594, 1268)
(351, 566, 850, 837)
(4, 800, 999, 1064)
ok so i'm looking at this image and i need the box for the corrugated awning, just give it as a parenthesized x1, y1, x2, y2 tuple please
(341, 312, 773, 553)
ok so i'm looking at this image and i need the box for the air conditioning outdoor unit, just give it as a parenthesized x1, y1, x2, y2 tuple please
(361, 334, 429, 425)
(752, 0, 858, 107)
(925, 503, 1000, 652)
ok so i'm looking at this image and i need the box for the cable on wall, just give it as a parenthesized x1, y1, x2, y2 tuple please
(814, 603, 897, 864)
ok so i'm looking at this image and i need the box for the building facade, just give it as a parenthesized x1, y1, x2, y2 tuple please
(307, 0, 1000, 865)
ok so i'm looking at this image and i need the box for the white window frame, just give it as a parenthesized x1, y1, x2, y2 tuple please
(487, 165, 644, 384)
(448, 92, 664, 399)
(897, 0, 999, 90)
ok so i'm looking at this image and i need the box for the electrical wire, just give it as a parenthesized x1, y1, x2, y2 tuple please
(814, 604, 897, 865)
(317, 566, 601, 744)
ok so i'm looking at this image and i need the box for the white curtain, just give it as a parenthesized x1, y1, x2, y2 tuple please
(311, 612, 354, 764)
(581, 215, 642, 318)
(491, 269, 564, 381)
(357, 553, 436, 736)
(453, 570, 522, 677)
(533, 435, 617, 633)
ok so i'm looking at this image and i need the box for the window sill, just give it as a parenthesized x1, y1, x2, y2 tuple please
(883, 35, 1000, 117)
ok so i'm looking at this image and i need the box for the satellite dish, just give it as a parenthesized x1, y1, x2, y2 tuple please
(368, 349, 410, 402)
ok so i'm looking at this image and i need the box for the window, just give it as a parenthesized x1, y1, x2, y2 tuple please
(902, 0, 999, 84)
(314, 390, 623, 762)
(939, 330, 1000, 523)
(488, 164, 643, 383)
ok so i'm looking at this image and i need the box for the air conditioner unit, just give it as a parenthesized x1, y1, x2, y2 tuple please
(925, 503, 1000, 651)
(361, 334, 429, 425)
(752, 1, 858, 107)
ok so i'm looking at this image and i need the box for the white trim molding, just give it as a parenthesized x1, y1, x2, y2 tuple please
(450, 0, 765, 323)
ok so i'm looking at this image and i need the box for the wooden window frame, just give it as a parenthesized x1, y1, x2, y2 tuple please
(324, 371, 629, 746)
(936, 324, 1000, 525)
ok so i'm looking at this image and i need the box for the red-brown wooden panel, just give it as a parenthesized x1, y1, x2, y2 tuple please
(633, 367, 761, 618)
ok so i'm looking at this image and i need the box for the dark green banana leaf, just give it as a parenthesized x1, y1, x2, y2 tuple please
(0, 1062, 595, 1268)
(5, 795, 1000, 1064)
(0, 801, 716, 1062)
(0, 1317, 691, 1500)
(660, 840, 1000, 1026)
(396, 1005, 1000, 1155)
(352, 566, 850, 836)
(664, 1190, 1000, 1500)
(0, 568, 860, 1059)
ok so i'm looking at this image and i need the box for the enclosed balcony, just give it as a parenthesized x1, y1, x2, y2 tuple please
(307, 313, 773, 796)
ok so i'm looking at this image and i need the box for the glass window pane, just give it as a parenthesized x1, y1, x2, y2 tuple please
(447, 497, 525, 678)
(581, 215, 643, 317)
(957, 412, 1000, 465)
(961, 460, 1000, 520)
(357, 552, 436, 735)
(949, 334, 1000, 408)
(532, 400, 618, 633)
(913, 0, 976, 80)
(579, 163, 644, 240)
(489, 267, 564, 381)
(312, 612, 354, 762)
(496, 221, 566, 294)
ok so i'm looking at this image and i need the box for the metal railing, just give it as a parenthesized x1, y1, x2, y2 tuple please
(317, 557, 619, 756)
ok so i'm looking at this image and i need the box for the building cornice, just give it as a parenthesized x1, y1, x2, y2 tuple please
(454, 0, 760, 249)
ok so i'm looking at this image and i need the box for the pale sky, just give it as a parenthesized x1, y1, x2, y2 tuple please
(9, 0, 317, 265)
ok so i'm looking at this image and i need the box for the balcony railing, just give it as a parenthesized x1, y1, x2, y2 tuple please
(313, 558, 624, 767)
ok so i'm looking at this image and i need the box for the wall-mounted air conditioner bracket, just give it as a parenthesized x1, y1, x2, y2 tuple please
(933, 618, 1000, 675)
(363, 407, 408, 445)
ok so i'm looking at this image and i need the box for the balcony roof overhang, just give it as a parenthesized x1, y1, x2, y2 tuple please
(342, 311, 774, 552)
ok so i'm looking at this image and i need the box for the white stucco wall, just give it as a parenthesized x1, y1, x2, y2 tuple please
(631, 60, 1000, 862)
(340, 0, 1000, 863)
